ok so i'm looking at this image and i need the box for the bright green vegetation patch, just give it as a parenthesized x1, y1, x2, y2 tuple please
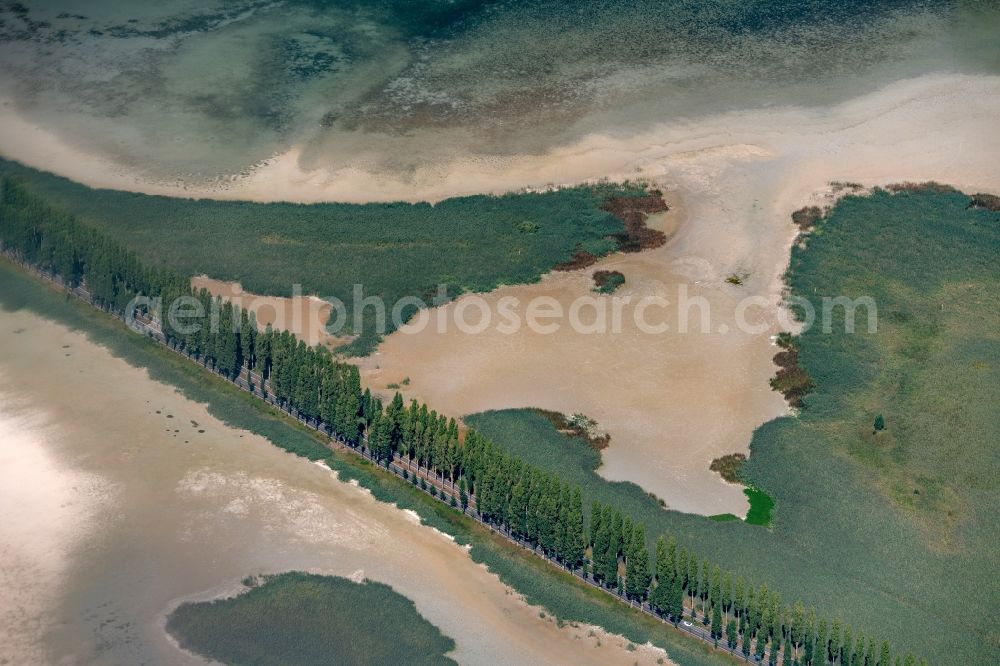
(469, 188, 1000, 665)
(708, 514, 740, 522)
(742, 487, 774, 527)
(166, 572, 456, 665)
(0, 158, 647, 354)
(0, 261, 730, 666)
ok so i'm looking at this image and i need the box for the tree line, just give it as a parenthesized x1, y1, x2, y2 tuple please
(0, 176, 925, 666)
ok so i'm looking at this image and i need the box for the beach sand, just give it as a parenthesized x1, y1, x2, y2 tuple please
(0, 305, 675, 665)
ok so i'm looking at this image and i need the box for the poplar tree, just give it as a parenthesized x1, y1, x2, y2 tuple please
(734, 576, 745, 617)
(217, 301, 239, 377)
(677, 546, 689, 588)
(792, 601, 806, 646)
(589, 501, 603, 548)
(555, 484, 570, 558)
(605, 511, 623, 586)
(624, 524, 650, 599)
(755, 631, 767, 662)
(722, 571, 733, 618)
(688, 552, 699, 598)
(830, 619, 842, 665)
(746, 586, 758, 634)
(668, 570, 685, 621)
(726, 616, 738, 649)
(852, 631, 865, 666)
(841, 625, 853, 666)
(239, 309, 256, 370)
(711, 564, 722, 616)
(621, 517, 633, 554)
(699, 558, 711, 618)
(651, 537, 668, 614)
(711, 602, 723, 641)
(593, 505, 612, 583)
(756, 585, 769, 636)
(509, 477, 528, 535)
(814, 618, 828, 666)
(565, 487, 586, 569)
(879, 641, 891, 666)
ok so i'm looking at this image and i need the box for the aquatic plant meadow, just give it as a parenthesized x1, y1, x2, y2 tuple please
(166, 572, 458, 665)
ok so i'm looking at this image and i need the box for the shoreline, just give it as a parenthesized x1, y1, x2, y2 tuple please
(0, 73, 997, 205)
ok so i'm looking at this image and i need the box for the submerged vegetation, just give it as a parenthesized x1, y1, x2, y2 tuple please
(969, 192, 1000, 211)
(592, 270, 626, 294)
(705, 451, 773, 527)
(167, 572, 456, 665)
(709, 453, 746, 484)
(4, 0, 993, 186)
(532, 409, 610, 450)
(768, 332, 814, 407)
(0, 158, 659, 354)
(554, 194, 667, 271)
(791, 206, 824, 232)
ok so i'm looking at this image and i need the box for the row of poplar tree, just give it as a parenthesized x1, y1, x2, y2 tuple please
(0, 176, 924, 666)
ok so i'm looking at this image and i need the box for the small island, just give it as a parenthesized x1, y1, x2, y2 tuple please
(167, 572, 456, 665)
(592, 270, 626, 294)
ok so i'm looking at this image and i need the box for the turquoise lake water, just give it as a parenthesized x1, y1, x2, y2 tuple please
(1, 1, 998, 180)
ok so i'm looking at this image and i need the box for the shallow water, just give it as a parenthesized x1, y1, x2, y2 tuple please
(0, 1, 997, 186)
(0, 305, 673, 665)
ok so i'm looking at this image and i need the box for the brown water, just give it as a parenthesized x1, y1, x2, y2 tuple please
(0, 306, 674, 665)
